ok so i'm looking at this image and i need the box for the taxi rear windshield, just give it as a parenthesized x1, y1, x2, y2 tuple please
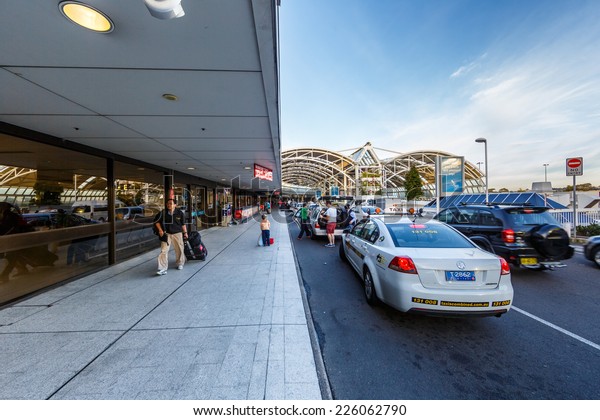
(386, 223, 475, 248)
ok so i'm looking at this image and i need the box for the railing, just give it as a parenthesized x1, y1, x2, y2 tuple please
(550, 210, 600, 226)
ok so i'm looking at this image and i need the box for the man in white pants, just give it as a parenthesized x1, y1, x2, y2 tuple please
(154, 199, 188, 275)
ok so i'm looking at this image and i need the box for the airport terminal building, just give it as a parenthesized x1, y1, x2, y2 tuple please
(0, 1, 281, 305)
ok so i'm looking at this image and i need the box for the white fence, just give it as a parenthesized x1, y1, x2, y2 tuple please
(550, 210, 600, 226)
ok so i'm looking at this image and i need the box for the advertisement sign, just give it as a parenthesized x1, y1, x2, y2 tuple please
(565, 157, 583, 176)
(254, 164, 273, 181)
(440, 156, 464, 195)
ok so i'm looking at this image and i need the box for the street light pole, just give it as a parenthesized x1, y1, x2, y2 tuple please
(542, 163, 550, 207)
(475, 138, 488, 204)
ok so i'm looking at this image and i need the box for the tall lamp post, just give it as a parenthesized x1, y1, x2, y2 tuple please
(543, 163, 549, 207)
(475, 138, 488, 204)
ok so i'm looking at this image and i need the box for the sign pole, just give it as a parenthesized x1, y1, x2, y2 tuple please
(572, 176, 577, 238)
(566, 157, 583, 238)
(435, 156, 440, 216)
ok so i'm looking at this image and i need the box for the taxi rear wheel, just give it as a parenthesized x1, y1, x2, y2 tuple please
(339, 241, 348, 262)
(363, 268, 378, 306)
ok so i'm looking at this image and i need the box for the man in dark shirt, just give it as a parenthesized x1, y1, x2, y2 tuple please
(154, 199, 188, 275)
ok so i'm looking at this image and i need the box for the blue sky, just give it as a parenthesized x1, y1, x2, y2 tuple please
(279, 0, 600, 190)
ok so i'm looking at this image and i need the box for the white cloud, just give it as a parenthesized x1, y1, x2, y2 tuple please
(450, 53, 487, 79)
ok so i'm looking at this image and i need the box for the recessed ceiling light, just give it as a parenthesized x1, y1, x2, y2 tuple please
(244, 166, 251, 170)
(162, 93, 178, 101)
(59, 1, 114, 33)
(187, 167, 195, 170)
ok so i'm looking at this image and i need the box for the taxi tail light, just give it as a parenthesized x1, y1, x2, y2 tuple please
(389, 256, 418, 274)
(315, 222, 320, 228)
(499, 257, 510, 275)
(502, 228, 515, 243)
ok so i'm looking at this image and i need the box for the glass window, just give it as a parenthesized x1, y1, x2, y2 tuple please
(0, 133, 109, 305)
(456, 208, 477, 224)
(351, 220, 367, 238)
(505, 208, 558, 227)
(360, 220, 380, 243)
(478, 210, 502, 226)
(114, 161, 165, 262)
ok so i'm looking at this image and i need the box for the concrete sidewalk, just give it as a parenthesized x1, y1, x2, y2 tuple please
(0, 211, 325, 400)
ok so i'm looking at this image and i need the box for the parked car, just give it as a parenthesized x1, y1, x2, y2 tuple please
(356, 205, 384, 219)
(435, 204, 574, 270)
(22, 211, 99, 229)
(339, 217, 513, 317)
(307, 202, 352, 239)
(71, 200, 125, 222)
(115, 206, 145, 221)
(583, 235, 600, 268)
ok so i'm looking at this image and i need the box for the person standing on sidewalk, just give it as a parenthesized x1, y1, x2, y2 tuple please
(297, 202, 311, 240)
(154, 199, 188, 275)
(324, 200, 337, 248)
(260, 214, 271, 246)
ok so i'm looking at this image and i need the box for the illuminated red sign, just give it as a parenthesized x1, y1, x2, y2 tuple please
(254, 164, 273, 181)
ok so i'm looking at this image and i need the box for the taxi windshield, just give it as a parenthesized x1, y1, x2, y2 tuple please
(386, 223, 475, 248)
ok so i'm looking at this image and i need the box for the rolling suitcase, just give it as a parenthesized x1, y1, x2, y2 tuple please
(184, 231, 208, 261)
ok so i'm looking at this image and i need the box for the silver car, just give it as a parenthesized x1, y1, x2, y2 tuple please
(339, 217, 514, 317)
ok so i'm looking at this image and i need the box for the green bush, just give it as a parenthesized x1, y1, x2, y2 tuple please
(576, 224, 600, 237)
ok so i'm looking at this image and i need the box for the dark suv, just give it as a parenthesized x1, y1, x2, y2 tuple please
(435, 205, 574, 269)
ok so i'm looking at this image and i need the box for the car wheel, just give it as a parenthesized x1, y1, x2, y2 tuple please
(592, 246, 600, 268)
(363, 268, 378, 306)
(339, 241, 348, 262)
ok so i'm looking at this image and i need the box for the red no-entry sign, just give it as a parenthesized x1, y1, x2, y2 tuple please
(566, 157, 583, 176)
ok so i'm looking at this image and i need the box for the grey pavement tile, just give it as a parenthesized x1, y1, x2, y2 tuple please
(285, 382, 322, 400)
(253, 325, 271, 363)
(0, 219, 323, 400)
(247, 359, 268, 399)
(210, 385, 250, 400)
(270, 305, 285, 324)
(173, 363, 221, 399)
(0, 331, 122, 399)
(0, 305, 46, 327)
(214, 342, 257, 388)
(265, 359, 285, 400)
(268, 325, 285, 361)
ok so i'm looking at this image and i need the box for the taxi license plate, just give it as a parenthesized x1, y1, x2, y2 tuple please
(445, 271, 475, 281)
(521, 257, 538, 265)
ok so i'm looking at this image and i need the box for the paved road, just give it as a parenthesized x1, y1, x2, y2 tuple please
(288, 218, 600, 399)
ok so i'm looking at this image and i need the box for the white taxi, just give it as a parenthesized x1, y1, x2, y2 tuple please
(339, 217, 513, 317)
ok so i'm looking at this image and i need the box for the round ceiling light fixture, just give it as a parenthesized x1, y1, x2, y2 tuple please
(59, 1, 114, 33)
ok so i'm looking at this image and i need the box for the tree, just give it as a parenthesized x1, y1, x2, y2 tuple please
(32, 181, 64, 205)
(404, 165, 423, 201)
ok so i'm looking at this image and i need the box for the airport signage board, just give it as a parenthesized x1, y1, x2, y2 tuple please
(254, 164, 273, 181)
(440, 156, 464, 195)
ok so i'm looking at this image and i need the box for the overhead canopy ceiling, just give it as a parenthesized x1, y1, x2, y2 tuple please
(0, 0, 281, 191)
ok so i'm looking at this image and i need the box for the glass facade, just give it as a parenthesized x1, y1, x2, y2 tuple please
(0, 131, 262, 305)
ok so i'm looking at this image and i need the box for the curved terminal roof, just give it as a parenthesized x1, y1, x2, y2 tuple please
(282, 143, 485, 198)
